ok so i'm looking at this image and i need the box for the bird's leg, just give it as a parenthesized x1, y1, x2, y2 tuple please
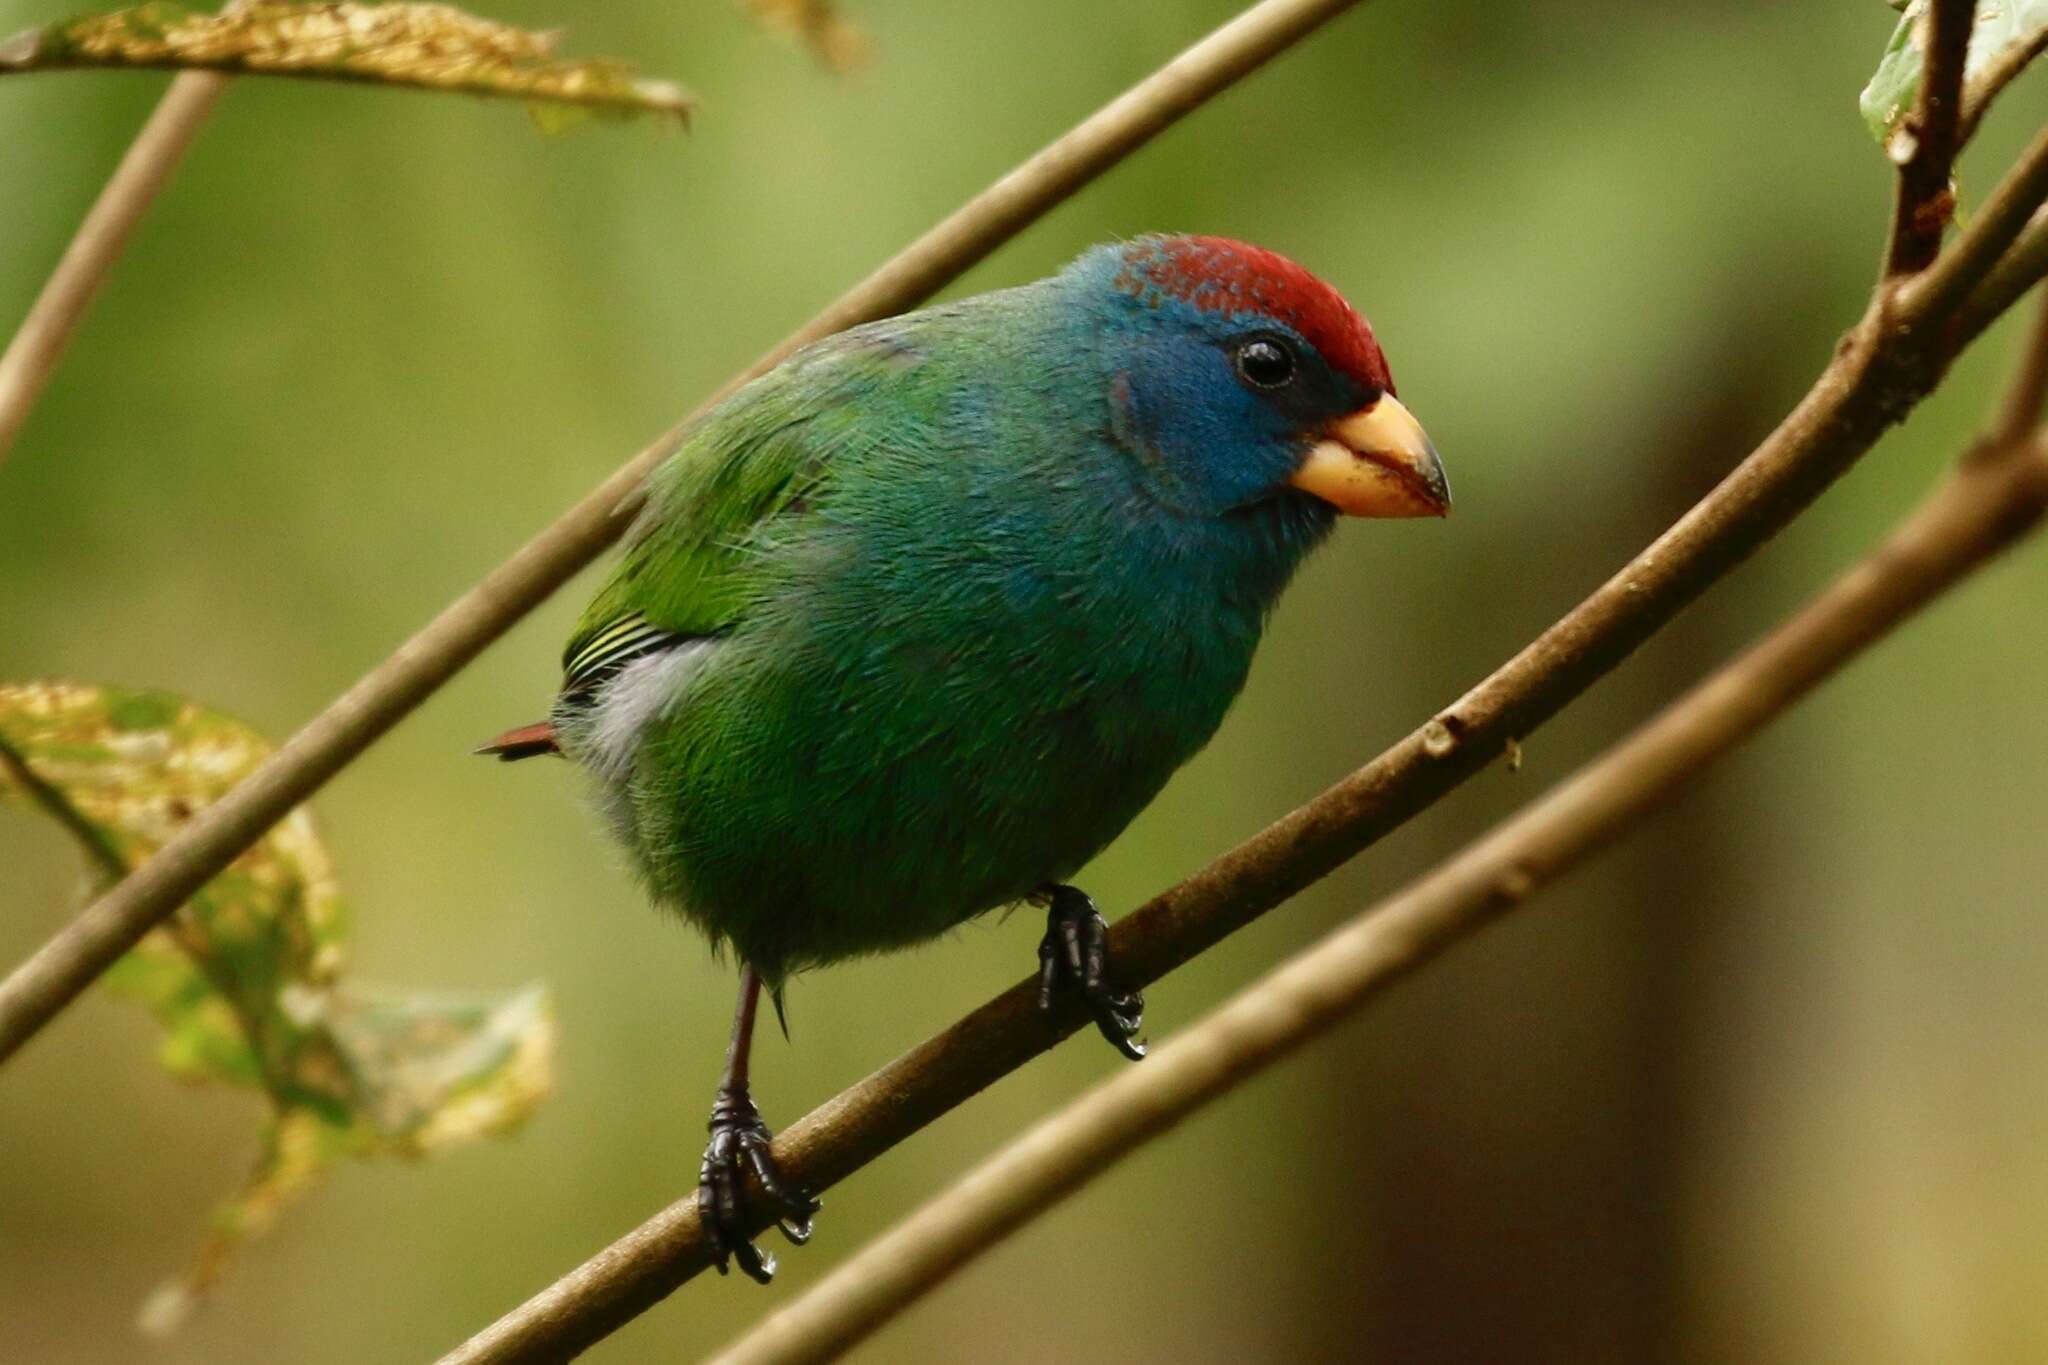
(698, 963, 820, 1284)
(1035, 884, 1147, 1061)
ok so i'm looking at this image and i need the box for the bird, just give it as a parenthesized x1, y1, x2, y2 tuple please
(481, 234, 1448, 1281)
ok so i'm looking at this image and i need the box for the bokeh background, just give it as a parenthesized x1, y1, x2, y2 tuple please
(5, 2, 2048, 1361)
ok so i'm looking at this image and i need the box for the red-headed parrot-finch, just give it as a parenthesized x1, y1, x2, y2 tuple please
(484, 235, 1448, 1280)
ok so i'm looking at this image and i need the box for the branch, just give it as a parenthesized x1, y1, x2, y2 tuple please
(1899, 121, 2048, 328)
(1992, 289, 2048, 447)
(0, 70, 226, 465)
(1960, 21, 2048, 144)
(0, 0, 1378, 1067)
(433, 171, 2048, 1365)
(1885, 0, 1975, 276)
(708, 378, 2048, 1365)
(1956, 206, 2048, 343)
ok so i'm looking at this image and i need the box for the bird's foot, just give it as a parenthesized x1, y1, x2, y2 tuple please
(1036, 884, 1146, 1060)
(698, 1085, 820, 1284)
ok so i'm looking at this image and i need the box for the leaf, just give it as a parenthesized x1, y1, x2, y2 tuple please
(0, 680, 555, 1333)
(747, 0, 869, 73)
(0, 2, 694, 126)
(1860, 0, 2048, 143)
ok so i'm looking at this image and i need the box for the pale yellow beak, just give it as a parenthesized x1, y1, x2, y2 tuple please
(1288, 394, 1449, 518)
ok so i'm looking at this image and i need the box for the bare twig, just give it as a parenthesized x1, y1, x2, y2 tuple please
(1992, 289, 2048, 446)
(0, 0, 1378, 1067)
(0, 71, 226, 465)
(1885, 0, 1975, 276)
(1960, 22, 2048, 144)
(1957, 207, 2048, 342)
(709, 343, 2048, 1365)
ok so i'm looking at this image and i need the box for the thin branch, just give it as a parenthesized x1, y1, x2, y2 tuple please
(433, 226, 2048, 1365)
(1885, 0, 1976, 276)
(1957, 207, 2048, 351)
(0, 71, 226, 465)
(1959, 21, 2048, 145)
(710, 415, 2048, 1365)
(0, 0, 1378, 1068)
(1990, 288, 2048, 447)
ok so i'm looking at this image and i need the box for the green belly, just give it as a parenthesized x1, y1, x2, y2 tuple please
(623, 613, 1254, 982)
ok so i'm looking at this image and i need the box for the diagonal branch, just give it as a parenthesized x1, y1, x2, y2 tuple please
(1885, 0, 1976, 277)
(433, 169, 2048, 1365)
(0, 70, 227, 466)
(0, 0, 1379, 1068)
(709, 349, 2048, 1365)
(1957, 206, 2048, 342)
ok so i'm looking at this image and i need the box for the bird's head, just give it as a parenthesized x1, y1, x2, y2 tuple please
(1078, 234, 1447, 522)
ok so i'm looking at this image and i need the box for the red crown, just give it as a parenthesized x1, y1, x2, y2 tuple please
(1117, 236, 1393, 395)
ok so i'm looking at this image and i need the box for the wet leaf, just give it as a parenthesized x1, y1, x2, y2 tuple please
(0, 2, 693, 126)
(0, 680, 555, 1333)
(747, 0, 868, 72)
(1861, 0, 2048, 141)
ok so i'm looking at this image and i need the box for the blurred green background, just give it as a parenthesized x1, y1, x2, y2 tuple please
(5, 2, 2048, 1361)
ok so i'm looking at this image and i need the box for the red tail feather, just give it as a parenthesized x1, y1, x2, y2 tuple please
(475, 721, 560, 761)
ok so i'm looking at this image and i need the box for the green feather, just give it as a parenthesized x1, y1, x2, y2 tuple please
(563, 330, 906, 676)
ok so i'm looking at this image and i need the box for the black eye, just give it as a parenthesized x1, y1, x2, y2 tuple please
(1233, 336, 1296, 389)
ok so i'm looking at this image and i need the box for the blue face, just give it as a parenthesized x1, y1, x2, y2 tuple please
(1074, 251, 1384, 518)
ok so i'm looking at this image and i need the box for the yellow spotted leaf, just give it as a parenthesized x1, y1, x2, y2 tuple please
(0, 2, 693, 126)
(0, 680, 555, 1334)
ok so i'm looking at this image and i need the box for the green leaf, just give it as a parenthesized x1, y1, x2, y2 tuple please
(0, 680, 555, 1333)
(0, 2, 694, 127)
(1860, 0, 2048, 142)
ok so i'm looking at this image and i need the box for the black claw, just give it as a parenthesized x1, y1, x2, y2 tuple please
(1036, 885, 1148, 1061)
(697, 1086, 819, 1284)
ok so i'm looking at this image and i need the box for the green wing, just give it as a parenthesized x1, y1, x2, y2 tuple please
(560, 332, 900, 694)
